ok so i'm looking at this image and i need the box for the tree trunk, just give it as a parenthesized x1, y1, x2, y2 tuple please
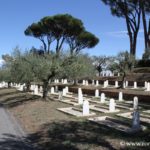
(148, 19, 150, 48)
(42, 80, 49, 99)
(141, 5, 148, 50)
(132, 32, 138, 56)
(26, 82, 31, 92)
(73, 79, 78, 85)
(125, 14, 133, 56)
(8, 82, 11, 88)
(120, 72, 126, 89)
(99, 71, 101, 76)
(130, 38, 134, 56)
(47, 41, 50, 54)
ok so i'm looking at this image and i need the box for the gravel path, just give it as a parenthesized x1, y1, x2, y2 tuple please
(0, 106, 36, 150)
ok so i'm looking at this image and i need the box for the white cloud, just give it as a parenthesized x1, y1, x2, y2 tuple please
(106, 29, 144, 40)
(106, 30, 128, 38)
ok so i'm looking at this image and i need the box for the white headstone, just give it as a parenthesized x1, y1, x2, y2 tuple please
(95, 89, 99, 97)
(103, 81, 108, 88)
(78, 88, 83, 104)
(62, 88, 66, 96)
(92, 80, 95, 85)
(58, 92, 63, 100)
(65, 86, 69, 93)
(134, 82, 137, 89)
(19, 85, 24, 91)
(64, 79, 67, 84)
(145, 81, 147, 88)
(96, 80, 99, 86)
(34, 85, 39, 95)
(133, 96, 138, 110)
(85, 80, 88, 86)
(51, 87, 55, 94)
(56, 79, 59, 83)
(119, 92, 123, 101)
(55, 85, 58, 92)
(146, 82, 150, 91)
(123, 81, 126, 88)
(30, 84, 34, 91)
(100, 93, 105, 103)
(61, 79, 64, 84)
(83, 100, 89, 115)
(54, 79, 56, 83)
(39, 86, 43, 93)
(115, 81, 118, 87)
(82, 80, 85, 85)
(109, 98, 116, 112)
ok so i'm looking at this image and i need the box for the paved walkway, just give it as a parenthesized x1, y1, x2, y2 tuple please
(0, 106, 35, 150)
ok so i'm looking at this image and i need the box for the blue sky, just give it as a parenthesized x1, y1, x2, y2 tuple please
(0, 0, 145, 60)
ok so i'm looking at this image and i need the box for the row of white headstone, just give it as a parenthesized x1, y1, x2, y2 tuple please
(0, 81, 8, 88)
(51, 79, 150, 91)
(79, 88, 109, 113)
(82, 80, 148, 90)
(54, 79, 68, 84)
(82, 95, 139, 115)
(16, 84, 43, 96)
(95, 90, 123, 101)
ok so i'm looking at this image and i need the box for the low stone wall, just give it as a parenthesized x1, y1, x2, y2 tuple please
(58, 84, 150, 104)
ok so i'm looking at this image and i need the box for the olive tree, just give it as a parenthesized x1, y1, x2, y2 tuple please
(107, 51, 135, 88)
(62, 54, 96, 84)
(0, 52, 14, 87)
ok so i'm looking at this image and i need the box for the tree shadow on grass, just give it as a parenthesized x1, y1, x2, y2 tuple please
(0, 120, 149, 150)
(0, 91, 40, 108)
(29, 120, 150, 150)
(0, 90, 20, 97)
(27, 120, 122, 150)
(0, 133, 37, 150)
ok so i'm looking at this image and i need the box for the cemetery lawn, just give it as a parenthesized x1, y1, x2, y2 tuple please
(0, 88, 150, 150)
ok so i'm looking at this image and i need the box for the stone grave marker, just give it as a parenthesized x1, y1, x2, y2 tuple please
(92, 80, 95, 85)
(82, 80, 85, 85)
(83, 100, 90, 115)
(78, 88, 83, 104)
(95, 89, 99, 97)
(50, 87, 55, 94)
(62, 88, 67, 96)
(58, 92, 63, 100)
(85, 80, 88, 86)
(55, 85, 58, 92)
(145, 81, 147, 88)
(65, 86, 69, 93)
(119, 92, 123, 101)
(100, 93, 105, 103)
(109, 98, 116, 112)
(134, 81, 137, 89)
(115, 81, 118, 87)
(133, 96, 138, 110)
(146, 82, 150, 91)
(96, 80, 99, 86)
(34, 85, 39, 95)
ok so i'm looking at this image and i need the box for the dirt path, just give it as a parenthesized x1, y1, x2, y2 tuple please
(0, 106, 36, 150)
